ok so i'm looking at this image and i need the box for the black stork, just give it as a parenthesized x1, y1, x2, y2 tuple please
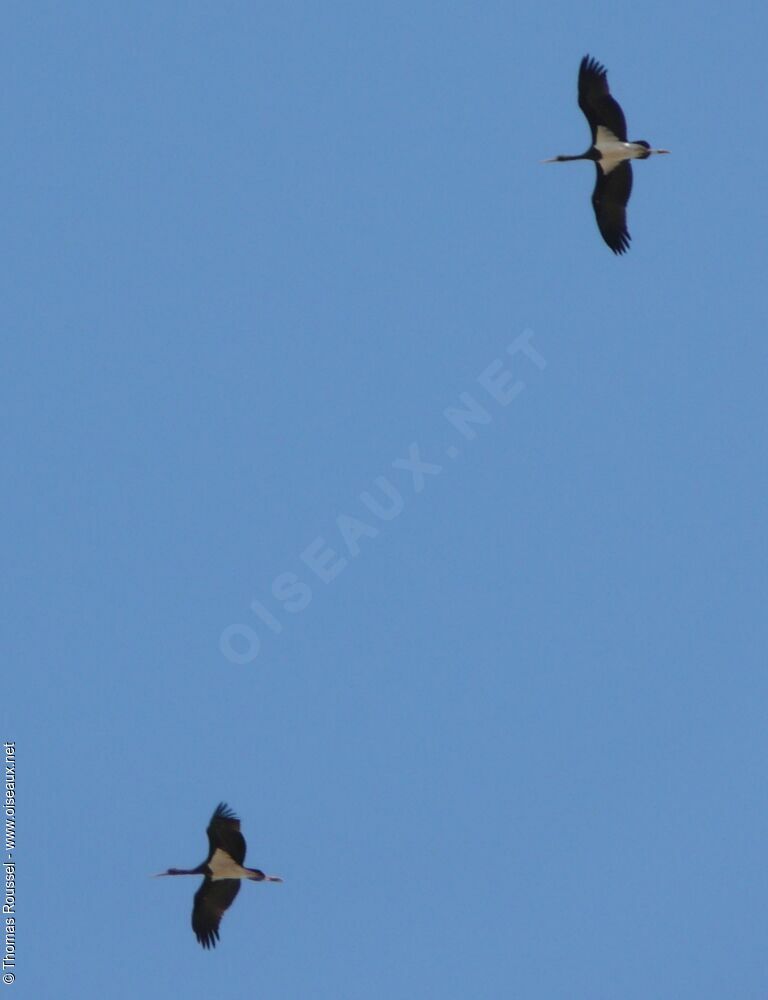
(155, 803, 282, 948)
(543, 55, 669, 254)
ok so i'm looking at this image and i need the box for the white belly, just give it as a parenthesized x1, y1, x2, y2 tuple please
(208, 848, 252, 880)
(595, 126, 644, 173)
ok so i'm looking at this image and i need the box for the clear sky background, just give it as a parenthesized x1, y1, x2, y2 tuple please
(4, 2, 768, 997)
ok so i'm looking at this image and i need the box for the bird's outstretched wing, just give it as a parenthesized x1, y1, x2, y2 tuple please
(591, 161, 633, 254)
(207, 802, 247, 865)
(578, 55, 627, 143)
(192, 877, 241, 949)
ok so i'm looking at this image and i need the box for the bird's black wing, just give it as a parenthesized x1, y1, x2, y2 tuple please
(591, 161, 632, 254)
(207, 802, 247, 865)
(578, 55, 627, 142)
(192, 877, 241, 949)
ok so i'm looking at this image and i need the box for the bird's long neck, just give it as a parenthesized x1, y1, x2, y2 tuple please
(542, 151, 594, 164)
(162, 866, 206, 876)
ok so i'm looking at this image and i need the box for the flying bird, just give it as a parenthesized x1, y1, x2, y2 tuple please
(543, 55, 669, 253)
(155, 802, 282, 948)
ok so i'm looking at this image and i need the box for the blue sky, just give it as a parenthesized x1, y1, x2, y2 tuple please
(4, 2, 768, 997)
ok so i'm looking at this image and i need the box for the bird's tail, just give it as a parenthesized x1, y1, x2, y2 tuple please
(248, 869, 283, 882)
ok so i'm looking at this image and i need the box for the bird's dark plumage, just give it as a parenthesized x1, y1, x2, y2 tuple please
(592, 160, 633, 255)
(206, 802, 246, 866)
(193, 878, 241, 950)
(157, 802, 282, 949)
(544, 54, 668, 254)
(578, 55, 627, 142)
(190, 803, 247, 948)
